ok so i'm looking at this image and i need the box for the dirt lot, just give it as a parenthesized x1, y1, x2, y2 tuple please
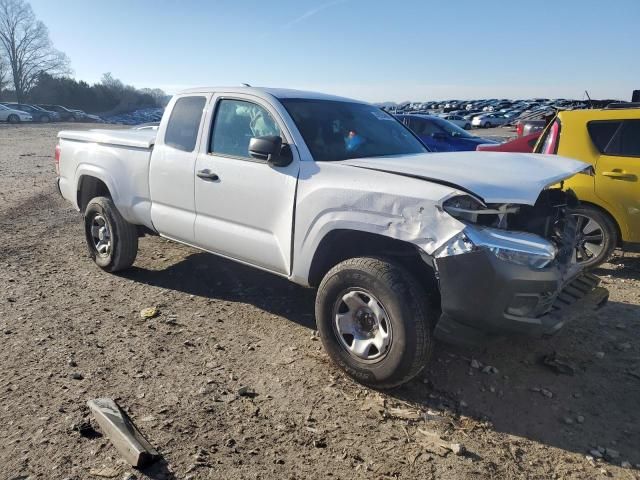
(1, 123, 639, 480)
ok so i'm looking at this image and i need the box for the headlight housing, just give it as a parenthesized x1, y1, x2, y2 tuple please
(434, 225, 557, 269)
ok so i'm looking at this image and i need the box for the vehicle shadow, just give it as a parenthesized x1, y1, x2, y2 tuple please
(392, 299, 640, 464)
(123, 249, 640, 464)
(594, 254, 640, 281)
(122, 251, 317, 330)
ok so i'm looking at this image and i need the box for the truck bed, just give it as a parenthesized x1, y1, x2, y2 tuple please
(57, 128, 156, 230)
(57, 128, 157, 149)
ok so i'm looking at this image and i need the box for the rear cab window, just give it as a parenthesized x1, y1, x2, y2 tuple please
(164, 96, 207, 152)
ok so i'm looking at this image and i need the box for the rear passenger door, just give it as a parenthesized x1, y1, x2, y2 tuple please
(591, 119, 640, 242)
(193, 95, 299, 275)
(150, 94, 209, 243)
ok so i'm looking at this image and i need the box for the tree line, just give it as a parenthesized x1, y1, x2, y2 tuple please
(0, 0, 167, 113)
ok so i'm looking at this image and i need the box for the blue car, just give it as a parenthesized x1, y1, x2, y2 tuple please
(397, 114, 498, 152)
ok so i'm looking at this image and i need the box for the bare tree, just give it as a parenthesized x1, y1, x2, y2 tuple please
(0, 55, 9, 93)
(0, 0, 70, 102)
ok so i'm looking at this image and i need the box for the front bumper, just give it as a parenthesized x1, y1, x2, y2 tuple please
(433, 248, 608, 346)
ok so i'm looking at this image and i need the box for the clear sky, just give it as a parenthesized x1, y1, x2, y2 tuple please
(28, 0, 640, 102)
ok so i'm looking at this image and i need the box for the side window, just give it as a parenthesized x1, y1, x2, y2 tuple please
(411, 118, 440, 136)
(612, 120, 640, 157)
(210, 99, 280, 158)
(587, 120, 622, 154)
(164, 96, 206, 152)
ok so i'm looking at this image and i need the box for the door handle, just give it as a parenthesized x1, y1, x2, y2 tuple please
(197, 169, 219, 181)
(602, 171, 636, 180)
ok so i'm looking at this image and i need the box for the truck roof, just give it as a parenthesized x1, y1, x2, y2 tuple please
(176, 86, 365, 104)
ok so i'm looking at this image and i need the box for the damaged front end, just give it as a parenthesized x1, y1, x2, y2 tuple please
(431, 188, 608, 346)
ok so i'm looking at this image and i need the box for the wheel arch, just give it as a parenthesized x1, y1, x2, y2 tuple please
(77, 175, 112, 213)
(307, 229, 439, 295)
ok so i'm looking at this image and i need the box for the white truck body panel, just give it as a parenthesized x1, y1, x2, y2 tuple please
(193, 91, 300, 274)
(56, 86, 588, 285)
(57, 133, 155, 229)
(291, 160, 467, 284)
(58, 129, 156, 149)
(147, 93, 211, 244)
(342, 152, 588, 205)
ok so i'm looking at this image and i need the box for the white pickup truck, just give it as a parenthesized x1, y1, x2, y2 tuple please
(55, 87, 607, 388)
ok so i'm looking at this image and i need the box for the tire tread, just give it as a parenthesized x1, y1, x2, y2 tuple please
(318, 256, 432, 389)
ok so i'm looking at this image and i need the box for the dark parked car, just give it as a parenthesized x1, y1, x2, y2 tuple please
(1, 103, 60, 122)
(37, 104, 80, 121)
(398, 114, 498, 151)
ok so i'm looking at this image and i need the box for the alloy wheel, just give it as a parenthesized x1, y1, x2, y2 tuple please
(89, 214, 112, 257)
(573, 213, 605, 263)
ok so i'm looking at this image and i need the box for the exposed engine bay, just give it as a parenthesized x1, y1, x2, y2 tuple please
(441, 187, 580, 268)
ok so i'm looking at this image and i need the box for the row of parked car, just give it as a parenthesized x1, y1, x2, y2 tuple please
(0, 102, 99, 123)
(384, 98, 589, 129)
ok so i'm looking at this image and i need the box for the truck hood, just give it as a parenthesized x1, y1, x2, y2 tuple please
(341, 151, 589, 205)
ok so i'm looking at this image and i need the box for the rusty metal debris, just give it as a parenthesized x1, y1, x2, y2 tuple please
(87, 398, 159, 467)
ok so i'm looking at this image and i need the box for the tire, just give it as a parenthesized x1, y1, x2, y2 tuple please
(315, 257, 433, 389)
(570, 205, 618, 268)
(84, 196, 138, 272)
(40, 115, 50, 123)
(8, 114, 19, 124)
(464, 123, 471, 130)
(484, 122, 492, 128)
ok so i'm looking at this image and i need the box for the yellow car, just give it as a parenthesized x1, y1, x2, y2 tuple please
(535, 106, 640, 267)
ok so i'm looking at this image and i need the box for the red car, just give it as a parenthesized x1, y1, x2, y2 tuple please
(476, 132, 541, 153)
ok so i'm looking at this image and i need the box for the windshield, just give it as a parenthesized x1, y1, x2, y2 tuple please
(281, 99, 427, 161)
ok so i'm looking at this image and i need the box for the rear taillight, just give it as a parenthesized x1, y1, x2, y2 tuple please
(541, 120, 561, 154)
(516, 122, 524, 137)
(54, 144, 61, 175)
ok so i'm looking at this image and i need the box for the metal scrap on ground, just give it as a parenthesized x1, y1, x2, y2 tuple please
(87, 398, 159, 468)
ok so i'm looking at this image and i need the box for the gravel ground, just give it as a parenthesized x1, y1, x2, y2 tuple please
(1, 123, 639, 480)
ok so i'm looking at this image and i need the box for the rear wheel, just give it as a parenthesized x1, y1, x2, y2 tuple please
(40, 115, 50, 123)
(484, 122, 492, 128)
(84, 196, 138, 272)
(571, 205, 618, 268)
(8, 114, 19, 124)
(315, 257, 433, 389)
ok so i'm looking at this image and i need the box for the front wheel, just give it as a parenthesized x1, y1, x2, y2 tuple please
(464, 123, 471, 130)
(315, 257, 433, 389)
(40, 115, 50, 123)
(84, 196, 138, 272)
(484, 122, 492, 128)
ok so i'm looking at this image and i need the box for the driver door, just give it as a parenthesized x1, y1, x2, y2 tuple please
(193, 95, 300, 274)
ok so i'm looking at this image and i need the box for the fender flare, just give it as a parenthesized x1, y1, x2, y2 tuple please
(74, 164, 120, 210)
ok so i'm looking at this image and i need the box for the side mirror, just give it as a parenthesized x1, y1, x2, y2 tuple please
(248, 136, 293, 167)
